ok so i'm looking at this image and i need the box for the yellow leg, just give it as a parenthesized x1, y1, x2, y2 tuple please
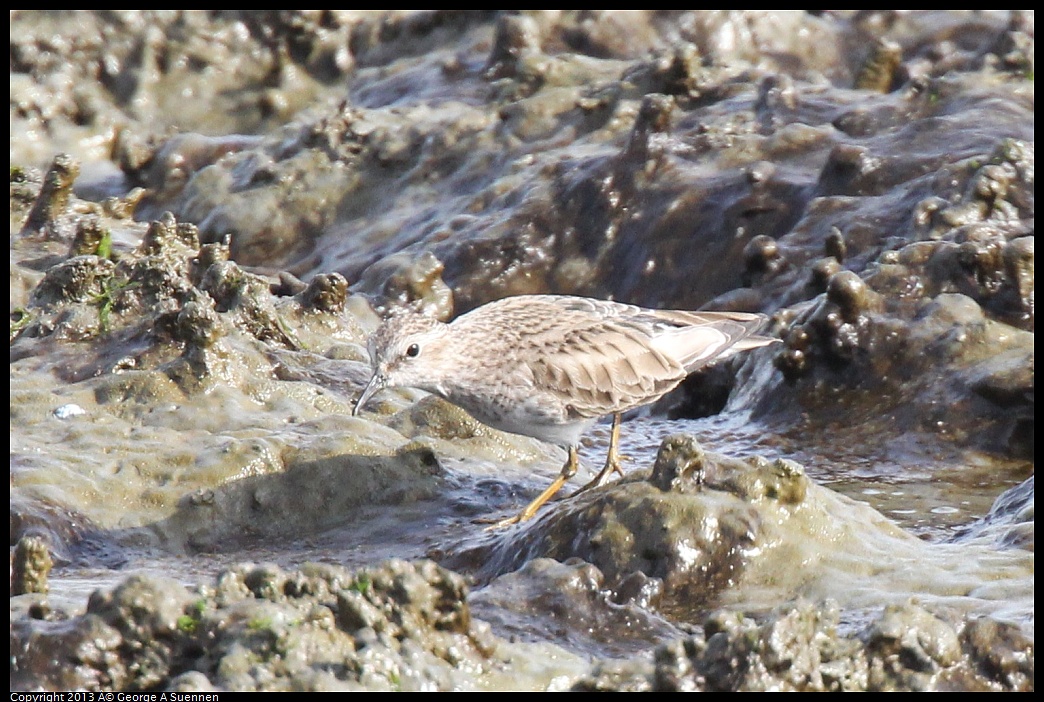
(573, 412, 624, 495)
(485, 446, 579, 530)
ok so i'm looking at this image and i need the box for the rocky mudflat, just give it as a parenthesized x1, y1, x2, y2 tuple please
(11, 11, 1033, 691)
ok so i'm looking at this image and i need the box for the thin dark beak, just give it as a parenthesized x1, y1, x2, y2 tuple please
(353, 372, 386, 416)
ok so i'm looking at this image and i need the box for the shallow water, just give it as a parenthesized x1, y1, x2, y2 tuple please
(586, 412, 1030, 540)
(10, 10, 1034, 691)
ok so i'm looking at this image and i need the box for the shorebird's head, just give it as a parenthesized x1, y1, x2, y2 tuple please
(353, 311, 450, 415)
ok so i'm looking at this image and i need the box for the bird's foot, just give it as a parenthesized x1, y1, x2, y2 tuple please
(476, 513, 524, 531)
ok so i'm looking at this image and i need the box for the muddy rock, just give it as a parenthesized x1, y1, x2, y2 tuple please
(11, 560, 502, 692)
(10, 11, 1034, 692)
(576, 601, 1032, 691)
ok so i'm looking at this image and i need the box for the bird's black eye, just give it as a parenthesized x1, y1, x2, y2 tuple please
(406, 343, 420, 358)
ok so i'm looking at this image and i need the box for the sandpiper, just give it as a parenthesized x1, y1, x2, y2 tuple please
(353, 294, 776, 527)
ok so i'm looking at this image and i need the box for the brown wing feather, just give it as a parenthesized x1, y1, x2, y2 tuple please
(531, 317, 689, 418)
(452, 295, 773, 418)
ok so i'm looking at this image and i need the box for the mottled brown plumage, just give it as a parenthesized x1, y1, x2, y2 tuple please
(354, 294, 776, 526)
